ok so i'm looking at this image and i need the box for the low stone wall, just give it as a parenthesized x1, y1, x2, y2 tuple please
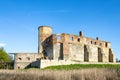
(40, 60, 76, 68)
(14, 62, 31, 69)
(39, 60, 117, 68)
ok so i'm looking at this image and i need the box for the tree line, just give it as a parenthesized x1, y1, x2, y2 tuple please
(0, 47, 13, 69)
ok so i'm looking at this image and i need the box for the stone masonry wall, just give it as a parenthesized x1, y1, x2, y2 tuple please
(39, 60, 116, 68)
(86, 45, 98, 62)
(40, 60, 77, 68)
(14, 53, 39, 69)
(46, 33, 115, 63)
(69, 43, 84, 61)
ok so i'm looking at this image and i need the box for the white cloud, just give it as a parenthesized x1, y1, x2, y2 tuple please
(0, 43, 6, 47)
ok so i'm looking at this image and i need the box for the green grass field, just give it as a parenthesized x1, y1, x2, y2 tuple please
(43, 64, 120, 70)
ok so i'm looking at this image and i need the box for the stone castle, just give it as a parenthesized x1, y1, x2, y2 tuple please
(14, 26, 116, 69)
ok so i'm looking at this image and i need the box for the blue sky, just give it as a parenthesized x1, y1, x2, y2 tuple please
(0, 0, 120, 59)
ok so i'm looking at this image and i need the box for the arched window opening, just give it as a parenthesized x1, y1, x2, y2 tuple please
(95, 42, 97, 45)
(78, 38, 80, 42)
(91, 41, 93, 44)
(27, 57, 30, 60)
(105, 42, 108, 47)
(98, 48, 103, 62)
(18, 58, 22, 60)
(99, 43, 102, 46)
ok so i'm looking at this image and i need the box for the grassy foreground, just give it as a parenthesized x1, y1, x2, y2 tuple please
(0, 64, 120, 80)
(0, 68, 120, 80)
(44, 64, 120, 70)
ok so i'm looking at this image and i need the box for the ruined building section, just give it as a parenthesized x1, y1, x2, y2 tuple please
(14, 53, 39, 69)
(14, 26, 116, 69)
(38, 26, 116, 63)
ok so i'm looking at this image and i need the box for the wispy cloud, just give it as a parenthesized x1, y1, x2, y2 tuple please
(0, 43, 6, 47)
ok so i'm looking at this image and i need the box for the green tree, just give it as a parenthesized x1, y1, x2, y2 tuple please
(0, 47, 11, 62)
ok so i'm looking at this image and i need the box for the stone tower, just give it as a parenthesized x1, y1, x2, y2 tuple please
(38, 26, 52, 57)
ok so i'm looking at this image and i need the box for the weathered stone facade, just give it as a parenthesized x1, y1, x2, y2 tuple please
(14, 53, 39, 69)
(14, 26, 116, 69)
(38, 26, 115, 62)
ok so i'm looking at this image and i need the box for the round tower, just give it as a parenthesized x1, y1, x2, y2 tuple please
(38, 26, 52, 55)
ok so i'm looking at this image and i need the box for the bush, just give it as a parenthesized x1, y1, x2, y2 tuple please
(0, 47, 11, 62)
(0, 47, 12, 69)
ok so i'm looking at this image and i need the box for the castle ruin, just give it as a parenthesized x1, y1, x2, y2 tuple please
(14, 26, 116, 69)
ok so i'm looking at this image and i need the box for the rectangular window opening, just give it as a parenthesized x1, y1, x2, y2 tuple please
(78, 38, 80, 42)
(57, 36, 61, 41)
(70, 37, 73, 41)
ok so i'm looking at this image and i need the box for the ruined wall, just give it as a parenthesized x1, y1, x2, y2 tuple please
(14, 53, 39, 69)
(69, 43, 84, 61)
(86, 45, 98, 62)
(45, 45, 53, 59)
(42, 35, 53, 59)
(53, 43, 62, 60)
(109, 48, 116, 62)
(48, 33, 115, 63)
